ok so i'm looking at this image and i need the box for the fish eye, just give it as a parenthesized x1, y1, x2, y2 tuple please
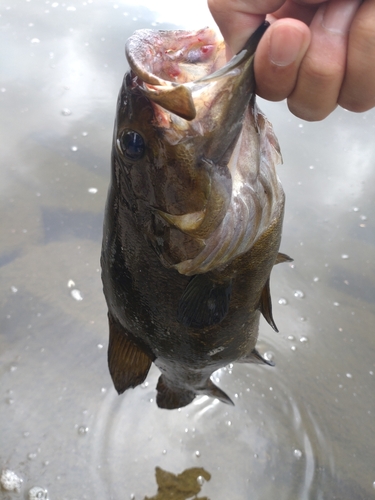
(119, 130, 145, 161)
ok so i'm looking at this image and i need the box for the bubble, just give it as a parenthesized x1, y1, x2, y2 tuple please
(31, 38, 40, 43)
(29, 486, 49, 499)
(78, 426, 89, 435)
(97, 344, 103, 349)
(360, 214, 367, 221)
(299, 336, 308, 343)
(162, 449, 167, 455)
(11, 286, 18, 293)
(67, 279, 75, 288)
(82, 131, 88, 137)
(226, 420, 232, 426)
(278, 297, 288, 305)
(195, 450, 201, 457)
(197, 475, 205, 486)
(88, 187, 98, 194)
(341, 254, 349, 260)
(71, 145, 78, 152)
(294, 290, 305, 299)
(293, 449, 303, 459)
(313, 277, 319, 282)
(264, 351, 274, 363)
(287, 335, 295, 341)
(333, 302, 340, 307)
(61, 108, 71, 116)
(373, 481, 375, 490)
(291, 345, 296, 351)
(352, 207, 359, 212)
(71, 289, 83, 301)
(27, 452, 37, 460)
(0, 470, 23, 492)
(67, 6, 76, 11)
(346, 373, 352, 379)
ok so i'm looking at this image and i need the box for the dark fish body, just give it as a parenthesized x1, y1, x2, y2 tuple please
(101, 22, 290, 409)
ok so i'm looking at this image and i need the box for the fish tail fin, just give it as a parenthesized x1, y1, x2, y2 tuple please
(156, 375, 196, 410)
(108, 314, 152, 394)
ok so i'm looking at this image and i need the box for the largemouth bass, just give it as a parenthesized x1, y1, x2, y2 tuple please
(101, 21, 291, 409)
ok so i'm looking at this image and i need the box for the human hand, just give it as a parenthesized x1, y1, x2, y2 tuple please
(208, 0, 375, 121)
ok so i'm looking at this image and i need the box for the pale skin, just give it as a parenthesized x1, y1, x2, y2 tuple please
(208, 0, 375, 121)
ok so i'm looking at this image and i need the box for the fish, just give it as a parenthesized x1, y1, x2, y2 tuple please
(101, 21, 291, 410)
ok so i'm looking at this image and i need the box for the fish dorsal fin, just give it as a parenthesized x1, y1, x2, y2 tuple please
(177, 274, 232, 328)
(107, 315, 152, 394)
(204, 379, 234, 406)
(275, 252, 293, 265)
(156, 375, 196, 409)
(242, 347, 275, 366)
(260, 277, 278, 332)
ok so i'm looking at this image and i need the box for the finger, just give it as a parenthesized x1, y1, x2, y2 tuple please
(270, 0, 321, 24)
(254, 19, 311, 101)
(338, 0, 375, 112)
(287, 0, 361, 121)
(207, 0, 285, 57)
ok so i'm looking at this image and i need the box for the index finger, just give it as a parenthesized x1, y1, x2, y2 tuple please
(208, 0, 285, 56)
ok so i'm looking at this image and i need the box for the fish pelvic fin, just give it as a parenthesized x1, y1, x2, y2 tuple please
(177, 274, 232, 328)
(259, 277, 278, 332)
(107, 314, 152, 394)
(156, 375, 196, 410)
(275, 252, 293, 265)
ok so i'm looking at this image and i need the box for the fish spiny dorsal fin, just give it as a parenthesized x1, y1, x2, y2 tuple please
(260, 277, 278, 332)
(156, 375, 196, 409)
(204, 379, 234, 406)
(107, 314, 152, 394)
(275, 252, 293, 265)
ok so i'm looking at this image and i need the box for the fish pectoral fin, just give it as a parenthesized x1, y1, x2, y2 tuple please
(203, 379, 234, 406)
(156, 375, 196, 410)
(177, 274, 232, 328)
(240, 348, 275, 366)
(275, 252, 293, 264)
(259, 277, 278, 332)
(107, 315, 152, 394)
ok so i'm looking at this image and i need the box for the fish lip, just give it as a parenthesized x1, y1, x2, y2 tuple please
(125, 22, 269, 123)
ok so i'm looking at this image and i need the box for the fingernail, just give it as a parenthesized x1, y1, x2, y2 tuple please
(322, 0, 361, 35)
(270, 25, 303, 67)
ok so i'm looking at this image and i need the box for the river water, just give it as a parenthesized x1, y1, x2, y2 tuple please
(1, 1, 374, 499)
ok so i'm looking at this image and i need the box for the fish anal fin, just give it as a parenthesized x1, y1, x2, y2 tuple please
(260, 277, 278, 332)
(177, 274, 232, 328)
(108, 315, 152, 394)
(275, 252, 293, 265)
(156, 375, 196, 410)
(203, 379, 234, 406)
(247, 348, 275, 366)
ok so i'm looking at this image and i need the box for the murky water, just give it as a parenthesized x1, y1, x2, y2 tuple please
(1, 1, 374, 499)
